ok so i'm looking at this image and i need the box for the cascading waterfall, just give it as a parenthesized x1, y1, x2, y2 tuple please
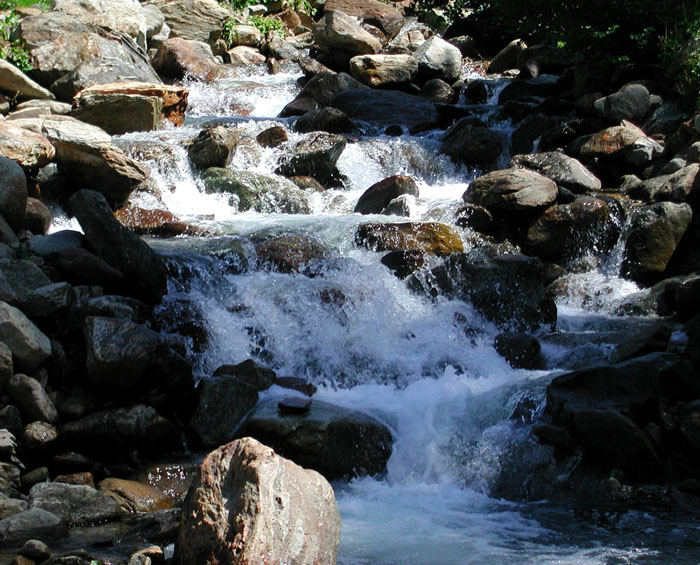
(100, 65, 699, 564)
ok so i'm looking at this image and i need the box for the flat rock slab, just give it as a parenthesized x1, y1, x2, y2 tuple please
(29, 482, 123, 525)
(0, 59, 55, 100)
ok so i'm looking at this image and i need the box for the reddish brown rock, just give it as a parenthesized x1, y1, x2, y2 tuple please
(98, 478, 172, 513)
(355, 222, 463, 255)
(151, 37, 217, 81)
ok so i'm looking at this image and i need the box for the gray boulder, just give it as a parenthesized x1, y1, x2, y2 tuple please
(0, 341, 11, 392)
(0, 59, 54, 100)
(200, 168, 311, 213)
(281, 71, 367, 117)
(594, 84, 650, 123)
(413, 35, 462, 83)
(0, 302, 52, 372)
(29, 482, 122, 526)
(68, 190, 167, 304)
(187, 126, 237, 169)
(275, 132, 346, 186)
(510, 151, 601, 194)
(349, 54, 418, 88)
(0, 156, 28, 230)
(151, 0, 231, 43)
(464, 168, 558, 217)
(294, 107, 355, 134)
(52, 0, 161, 40)
(175, 437, 341, 565)
(239, 399, 393, 480)
(354, 175, 419, 214)
(313, 10, 382, 56)
(0, 508, 66, 546)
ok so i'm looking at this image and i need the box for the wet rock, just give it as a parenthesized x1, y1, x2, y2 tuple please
(382, 194, 412, 216)
(413, 35, 462, 83)
(61, 404, 180, 455)
(330, 87, 439, 131)
(23, 421, 59, 455)
(621, 201, 692, 284)
(526, 196, 613, 260)
(354, 175, 419, 214)
(0, 508, 66, 547)
(187, 126, 237, 169)
(275, 376, 317, 396)
(0, 341, 12, 392)
(0, 156, 28, 230)
(0, 406, 23, 439)
(54, 472, 95, 487)
(293, 107, 355, 134)
(256, 125, 288, 148)
(594, 83, 650, 123)
(240, 399, 392, 480)
(255, 234, 328, 273)
(412, 252, 555, 330)
(19, 539, 52, 562)
(200, 168, 311, 214)
(440, 118, 503, 168)
(151, 37, 217, 80)
(176, 437, 341, 565)
(223, 24, 262, 47)
(628, 164, 699, 203)
(0, 121, 56, 173)
(510, 151, 601, 194)
(98, 478, 172, 513)
(313, 10, 382, 57)
(6, 374, 58, 424)
(498, 77, 557, 104)
(421, 78, 455, 103)
(569, 121, 645, 160)
(494, 331, 543, 369)
(455, 203, 495, 234)
(281, 71, 367, 117)
(48, 247, 127, 292)
(278, 397, 312, 414)
(356, 221, 463, 255)
(114, 205, 193, 238)
(612, 323, 672, 363)
(488, 38, 527, 74)
(51, 58, 163, 102)
(0, 303, 52, 372)
(29, 482, 123, 525)
(275, 132, 346, 186)
(349, 54, 417, 88)
(68, 190, 167, 304)
(464, 168, 557, 217)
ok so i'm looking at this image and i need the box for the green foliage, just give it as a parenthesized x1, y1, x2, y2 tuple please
(225, 0, 258, 13)
(0, 0, 51, 10)
(661, 7, 700, 108)
(0, 10, 32, 71)
(248, 14, 285, 37)
(290, 0, 315, 16)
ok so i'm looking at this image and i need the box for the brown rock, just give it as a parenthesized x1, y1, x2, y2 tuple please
(151, 37, 217, 81)
(355, 222, 464, 255)
(0, 121, 56, 172)
(98, 478, 172, 513)
(256, 125, 288, 148)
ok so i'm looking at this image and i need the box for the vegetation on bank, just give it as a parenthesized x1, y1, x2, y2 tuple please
(0, 0, 49, 71)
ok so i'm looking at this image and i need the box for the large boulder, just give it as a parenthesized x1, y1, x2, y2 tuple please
(150, 0, 231, 43)
(275, 132, 346, 186)
(0, 156, 28, 229)
(0, 59, 54, 100)
(349, 54, 418, 88)
(0, 302, 51, 372)
(440, 117, 503, 168)
(175, 437, 341, 565)
(354, 175, 419, 214)
(151, 37, 218, 80)
(594, 84, 650, 123)
(84, 316, 193, 401)
(0, 508, 66, 547)
(51, 57, 163, 102)
(526, 196, 614, 260)
(0, 122, 55, 173)
(239, 400, 393, 480)
(355, 221, 463, 255)
(621, 201, 692, 284)
(411, 252, 556, 330)
(464, 168, 558, 217)
(52, 0, 161, 40)
(200, 168, 311, 213)
(68, 190, 168, 303)
(323, 0, 404, 37)
(313, 10, 382, 57)
(510, 151, 601, 194)
(413, 36, 462, 83)
(569, 121, 646, 160)
(29, 482, 122, 525)
(72, 92, 163, 135)
(190, 360, 275, 447)
(293, 107, 355, 134)
(281, 71, 367, 117)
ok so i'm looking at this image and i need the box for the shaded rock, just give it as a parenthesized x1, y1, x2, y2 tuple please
(29, 482, 122, 525)
(83, 295, 149, 323)
(313, 10, 382, 57)
(18, 539, 52, 562)
(498, 77, 557, 104)
(22, 198, 52, 235)
(594, 84, 650, 123)
(278, 397, 312, 414)
(187, 126, 237, 169)
(488, 38, 526, 74)
(200, 168, 311, 214)
(421, 78, 455, 103)
(256, 125, 288, 148)
(494, 331, 543, 369)
(680, 400, 700, 449)
(331, 87, 439, 131)
(354, 175, 419, 214)
(98, 478, 172, 513)
(275, 132, 346, 186)
(621, 202, 692, 284)
(382, 194, 412, 216)
(0, 258, 53, 301)
(51, 57, 163, 102)
(293, 107, 354, 134)
(48, 247, 127, 291)
(61, 404, 180, 455)
(255, 234, 328, 273)
(0, 156, 28, 230)
(440, 117, 503, 168)
(175, 437, 341, 565)
(281, 72, 366, 117)
(464, 168, 557, 217)
(239, 399, 392, 480)
(68, 190, 167, 303)
(510, 151, 601, 194)
(526, 196, 613, 260)
(0, 508, 66, 547)
(612, 323, 673, 363)
(0, 341, 11, 392)
(455, 203, 495, 234)
(267, 35, 301, 62)
(0, 303, 52, 372)
(413, 35, 462, 83)
(355, 221, 463, 255)
(23, 421, 59, 454)
(349, 54, 417, 88)
(411, 252, 555, 330)
(152, 0, 231, 43)
(629, 164, 700, 203)
(0, 59, 55, 100)
(6, 374, 58, 424)
(151, 37, 217, 80)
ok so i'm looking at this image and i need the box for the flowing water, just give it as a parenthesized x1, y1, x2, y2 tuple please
(83, 65, 699, 563)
